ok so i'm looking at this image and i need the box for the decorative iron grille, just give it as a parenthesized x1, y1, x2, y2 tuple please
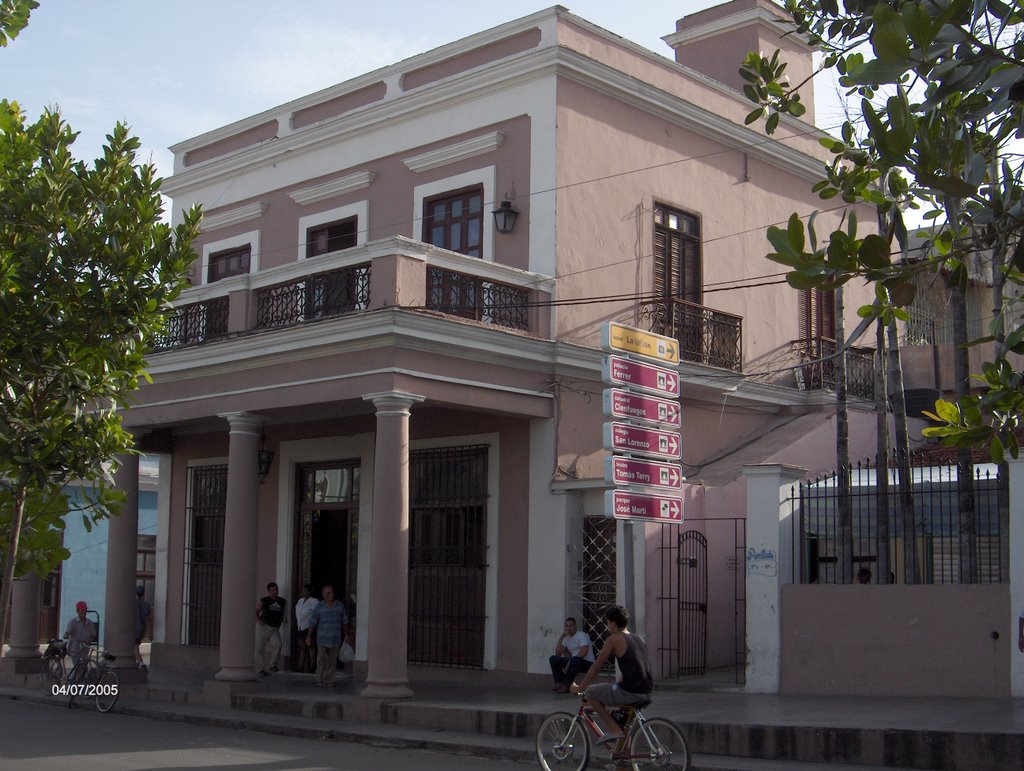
(571, 516, 618, 658)
(255, 264, 370, 330)
(795, 337, 875, 400)
(153, 296, 229, 350)
(408, 445, 489, 668)
(426, 266, 529, 331)
(183, 465, 226, 646)
(794, 457, 1007, 585)
(642, 298, 743, 371)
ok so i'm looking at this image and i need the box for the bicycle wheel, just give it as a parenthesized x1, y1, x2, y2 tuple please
(628, 717, 690, 770)
(43, 655, 65, 684)
(95, 669, 119, 712)
(536, 711, 590, 771)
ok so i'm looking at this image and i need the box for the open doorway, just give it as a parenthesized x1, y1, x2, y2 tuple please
(292, 461, 359, 671)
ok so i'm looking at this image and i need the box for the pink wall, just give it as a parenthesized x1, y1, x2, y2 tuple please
(781, 584, 1010, 697)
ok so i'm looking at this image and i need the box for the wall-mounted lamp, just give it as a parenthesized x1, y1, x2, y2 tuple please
(257, 436, 275, 482)
(492, 200, 519, 234)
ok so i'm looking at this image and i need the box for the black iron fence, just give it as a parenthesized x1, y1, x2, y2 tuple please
(642, 298, 743, 371)
(794, 456, 1007, 585)
(153, 296, 229, 350)
(426, 266, 529, 331)
(256, 263, 370, 330)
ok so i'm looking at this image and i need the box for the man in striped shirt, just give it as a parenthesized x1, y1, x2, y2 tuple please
(307, 585, 350, 687)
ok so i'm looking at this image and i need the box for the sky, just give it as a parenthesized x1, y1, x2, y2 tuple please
(3, 0, 849, 183)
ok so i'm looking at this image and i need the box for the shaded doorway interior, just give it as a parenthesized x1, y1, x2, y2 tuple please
(293, 461, 359, 670)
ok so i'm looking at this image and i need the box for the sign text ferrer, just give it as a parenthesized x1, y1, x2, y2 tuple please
(602, 422, 681, 460)
(602, 322, 680, 366)
(604, 490, 683, 522)
(602, 388, 681, 428)
(604, 456, 684, 491)
(602, 356, 680, 399)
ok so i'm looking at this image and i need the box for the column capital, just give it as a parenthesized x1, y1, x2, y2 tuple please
(218, 411, 263, 435)
(363, 391, 425, 416)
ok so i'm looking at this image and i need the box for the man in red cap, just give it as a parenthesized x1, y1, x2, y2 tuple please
(64, 601, 97, 664)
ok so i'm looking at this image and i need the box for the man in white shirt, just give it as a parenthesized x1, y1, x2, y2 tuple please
(549, 617, 595, 693)
(294, 583, 318, 673)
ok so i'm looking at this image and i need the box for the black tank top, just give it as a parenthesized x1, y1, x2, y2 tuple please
(616, 634, 653, 694)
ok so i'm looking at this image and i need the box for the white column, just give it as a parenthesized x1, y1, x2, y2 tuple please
(1009, 458, 1024, 697)
(361, 391, 424, 699)
(742, 463, 806, 694)
(215, 412, 262, 682)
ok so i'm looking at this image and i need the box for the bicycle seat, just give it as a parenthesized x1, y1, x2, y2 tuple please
(103, 652, 116, 661)
(631, 700, 651, 709)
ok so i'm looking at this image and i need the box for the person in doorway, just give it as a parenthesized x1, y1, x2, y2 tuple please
(856, 568, 872, 584)
(294, 583, 318, 673)
(549, 617, 595, 693)
(570, 606, 653, 748)
(307, 584, 351, 687)
(134, 585, 151, 669)
(255, 582, 287, 675)
(64, 601, 97, 665)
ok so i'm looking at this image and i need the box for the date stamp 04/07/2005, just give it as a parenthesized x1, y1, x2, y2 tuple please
(50, 683, 118, 698)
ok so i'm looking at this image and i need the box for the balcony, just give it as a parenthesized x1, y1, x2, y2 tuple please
(641, 297, 743, 371)
(794, 337, 875, 400)
(151, 237, 553, 352)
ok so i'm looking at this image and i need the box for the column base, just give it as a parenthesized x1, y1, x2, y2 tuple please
(3, 647, 41, 659)
(361, 680, 414, 699)
(214, 666, 258, 682)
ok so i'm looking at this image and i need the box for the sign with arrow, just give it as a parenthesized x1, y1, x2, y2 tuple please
(602, 322, 679, 366)
(604, 489, 683, 522)
(602, 388, 681, 428)
(602, 355, 680, 399)
(604, 456, 684, 491)
(603, 422, 681, 460)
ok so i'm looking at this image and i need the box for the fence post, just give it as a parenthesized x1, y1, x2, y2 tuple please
(742, 463, 806, 693)
(1009, 457, 1024, 697)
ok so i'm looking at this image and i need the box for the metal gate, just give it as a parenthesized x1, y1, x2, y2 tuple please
(407, 445, 488, 668)
(658, 518, 745, 684)
(678, 530, 708, 675)
(570, 515, 618, 652)
(182, 464, 226, 646)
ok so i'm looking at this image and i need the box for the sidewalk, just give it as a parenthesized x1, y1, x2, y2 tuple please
(2, 666, 1023, 770)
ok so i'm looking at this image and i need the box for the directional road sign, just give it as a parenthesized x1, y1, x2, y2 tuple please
(604, 489, 683, 522)
(602, 388, 681, 429)
(603, 422, 681, 460)
(602, 322, 679, 366)
(602, 355, 680, 399)
(604, 456, 684, 491)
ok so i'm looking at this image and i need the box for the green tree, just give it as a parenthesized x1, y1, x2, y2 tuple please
(0, 101, 201, 644)
(741, 0, 1024, 461)
(0, 0, 37, 47)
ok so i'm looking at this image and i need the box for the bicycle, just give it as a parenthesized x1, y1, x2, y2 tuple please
(535, 691, 690, 770)
(42, 638, 120, 713)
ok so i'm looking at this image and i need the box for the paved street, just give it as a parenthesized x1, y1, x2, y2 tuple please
(0, 699, 531, 770)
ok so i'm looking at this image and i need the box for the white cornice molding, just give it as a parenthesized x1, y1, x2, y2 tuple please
(287, 170, 377, 206)
(162, 43, 826, 204)
(662, 6, 815, 52)
(200, 201, 267, 232)
(402, 131, 505, 173)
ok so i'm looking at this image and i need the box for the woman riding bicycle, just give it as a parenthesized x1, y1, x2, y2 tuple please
(570, 605, 653, 747)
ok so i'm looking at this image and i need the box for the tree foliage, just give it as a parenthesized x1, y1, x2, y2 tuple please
(0, 0, 37, 47)
(0, 101, 201, 640)
(741, 0, 1024, 460)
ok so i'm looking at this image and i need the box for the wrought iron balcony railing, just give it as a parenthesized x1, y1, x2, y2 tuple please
(795, 337, 875, 400)
(153, 296, 229, 350)
(641, 297, 743, 371)
(426, 266, 529, 331)
(255, 263, 370, 330)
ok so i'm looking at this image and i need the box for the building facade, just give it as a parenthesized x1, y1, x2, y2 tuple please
(111, 1, 881, 691)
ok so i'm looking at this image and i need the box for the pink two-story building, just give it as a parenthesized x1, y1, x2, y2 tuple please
(105, 1, 879, 694)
